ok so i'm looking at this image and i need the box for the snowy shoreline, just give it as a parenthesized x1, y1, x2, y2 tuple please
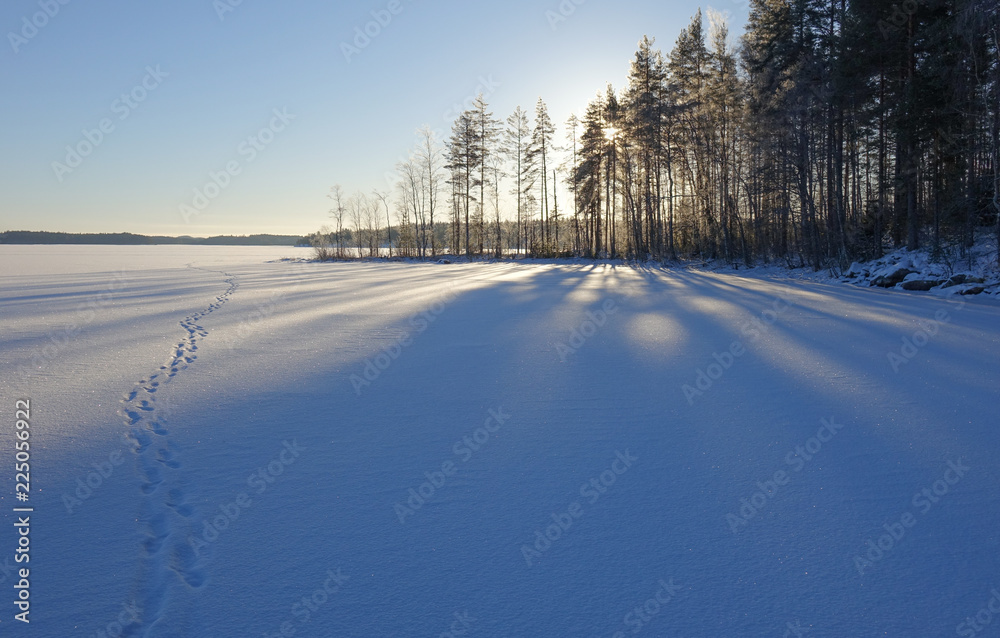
(300, 240, 1000, 300)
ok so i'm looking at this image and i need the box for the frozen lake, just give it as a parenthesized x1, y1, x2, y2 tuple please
(1, 246, 999, 636)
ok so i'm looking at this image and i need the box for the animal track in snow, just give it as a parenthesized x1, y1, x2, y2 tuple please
(117, 268, 238, 635)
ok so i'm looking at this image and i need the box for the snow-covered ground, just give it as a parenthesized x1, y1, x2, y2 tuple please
(2, 245, 999, 637)
(837, 241, 1000, 297)
(698, 238, 1000, 300)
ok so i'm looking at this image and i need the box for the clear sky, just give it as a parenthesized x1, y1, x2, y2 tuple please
(1, 0, 747, 237)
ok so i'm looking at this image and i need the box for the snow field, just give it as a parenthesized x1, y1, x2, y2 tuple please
(0, 246, 998, 636)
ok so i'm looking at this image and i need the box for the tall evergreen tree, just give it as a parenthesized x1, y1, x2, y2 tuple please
(564, 113, 582, 255)
(506, 106, 534, 256)
(625, 36, 669, 258)
(532, 99, 556, 252)
(447, 111, 482, 256)
(472, 95, 502, 255)
(575, 95, 607, 256)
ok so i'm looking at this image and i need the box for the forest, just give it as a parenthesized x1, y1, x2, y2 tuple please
(316, 0, 999, 268)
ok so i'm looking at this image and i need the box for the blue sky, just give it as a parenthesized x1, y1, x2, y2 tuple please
(1, 0, 747, 236)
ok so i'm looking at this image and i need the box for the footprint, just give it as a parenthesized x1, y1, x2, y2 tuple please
(143, 533, 166, 555)
(181, 570, 206, 590)
(170, 543, 207, 589)
(140, 466, 162, 489)
(128, 429, 152, 452)
(141, 478, 162, 495)
(148, 421, 169, 436)
(165, 488, 193, 517)
(156, 449, 181, 469)
(143, 514, 170, 554)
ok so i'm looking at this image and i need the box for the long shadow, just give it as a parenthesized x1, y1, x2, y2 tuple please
(13, 262, 999, 636)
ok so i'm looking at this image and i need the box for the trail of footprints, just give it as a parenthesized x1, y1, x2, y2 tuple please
(120, 270, 238, 635)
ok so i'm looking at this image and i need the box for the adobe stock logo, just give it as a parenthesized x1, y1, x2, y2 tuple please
(555, 299, 619, 362)
(852, 459, 970, 575)
(520, 449, 637, 567)
(340, 0, 415, 64)
(213, 0, 245, 22)
(682, 295, 792, 405)
(51, 66, 169, 183)
(179, 107, 295, 223)
(545, 0, 588, 31)
(394, 407, 511, 524)
(609, 578, 683, 637)
(887, 304, 962, 373)
(7, 0, 71, 54)
(725, 417, 844, 533)
(956, 588, 1000, 637)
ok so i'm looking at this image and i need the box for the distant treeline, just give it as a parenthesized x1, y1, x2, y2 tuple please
(0, 231, 310, 246)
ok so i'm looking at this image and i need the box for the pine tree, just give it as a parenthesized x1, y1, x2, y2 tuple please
(506, 106, 533, 256)
(472, 95, 502, 255)
(706, 10, 740, 262)
(575, 95, 606, 256)
(447, 111, 482, 256)
(563, 113, 582, 254)
(625, 36, 669, 258)
(670, 11, 712, 257)
(532, 99, 556, 253)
